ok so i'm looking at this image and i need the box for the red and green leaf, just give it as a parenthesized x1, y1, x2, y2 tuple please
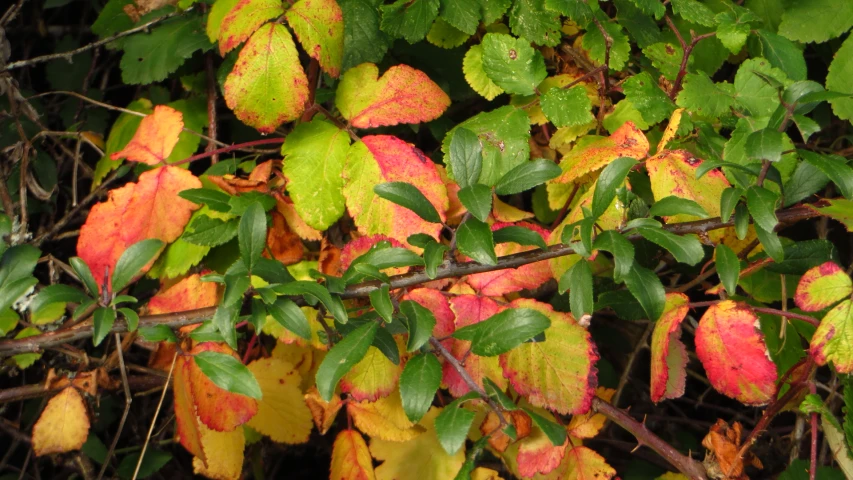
(695, 301, 777, 405)
(444, 295, 507, 397)
(794, 262, 853, 312)
(285, 0, 344, 77)
(549, 121, 649, 185)
(650, 293, 689, 403)
(217, 0, 284, 55)
(466, 222, 551, 296)
(810, 300, 853, 373)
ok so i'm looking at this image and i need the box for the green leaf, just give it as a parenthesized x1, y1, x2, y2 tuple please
(540, 86, 594, 127)
(649, 196, 709, 218)
(282, 119, 351, 230)
(483, 377, 518, 411)
(734, 58, 790, 117)
(592, 230, 635, 279)
(227, 192, 277, 216)
(343, 246, 425, 284)
(316, 321, 378, 400)
(434, 396, 478, 455)
(439, 0, 480, 34)
(800, 151, 853, 200)
(119, 308, 139, 332)
(182, 216, 239, 247)
(339, 0, 390, 71)
(194, 351, 262, 400)
(457, 184, 493, 222)
(784, 160, 830, 207)
(715, 9, 755, 54)
(826, 35, 853, 122)
(778, 0, 853, 44)
(238, 202, 267, 271)
(671, 0, 716, 27)
(622, 71, 675, 125)
(481, 33, 547, 96)
(560, 260, 593, 319)
(29, 285, 89, 317)
(268, 298, 311, 340)
(120, 14, 213, 85)
(213, 302, 239, 350)
(755, 223, 784, 262)
(374, 182, 442, 223)
(401, 300, 437, 352)
(456, 217, 497, 266)
(463, 44, 505, 101)
(93, 307, 116, 346)
(636, 227, 704, 266)
(493, 226, 547, 250)
(734, 202, 750, 240)
(746, 185, 780, 232)
(745, 129, 784, 163)
(452, 308, 550, 356)
(369, 285, 394, 323)
(544, 0, 594, 25)
(424, 242, 449, 279)
(715, 244, 740, 295)
(178, 188, 233, 212)
(399, 353, 442, 422)
(750, 30, 806, 82)
(676, 74, 736, 117)
(447, 127, 483, 189)
(582, 19, 632, 70)
(720, 187, 743, 222)
(524, 407, 567, 446)
(92, 0, 135, 41)
(765, 239, 837, 275)
(592, 157, 637, 219)
(494, 159, 561, 195)
(508, 0, 562, 46)
(623, 0, 664, 19)
(380, 0, 440, 44)
(274, 281, 348, 324)
(373, 327, 400, 365)
(442, 106, 530, 186)
(116, 449, 172, 480)
(623, 264, 666, 320)
(138, 324, 177, 343)
(111, 239, 164, 293)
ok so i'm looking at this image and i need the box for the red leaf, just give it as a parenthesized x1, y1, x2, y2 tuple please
(650, 293, 689, 403)
(110, 105, 183, 165)
(77, 166, 202, 290)
(443, 295, 508, 397)
(695, 301, 778, 405)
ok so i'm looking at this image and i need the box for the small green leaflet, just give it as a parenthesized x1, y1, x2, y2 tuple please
(238, 202, 267, 271)
(399, 353, 441, 422)
(452, 308, 550, 356)
(481, 33, 547, 96)
(746, 186, 780, 232)
(274, 281, 348, 324)
(29, 284, 89, 316)
(755, 223, 785, 262)
(374, 182, 442, 223)
(624, 264, 665, 320)
(267, 298, 311, 339)
(456, 217, 497, 266)
(434, 393, 479, 455)
(111, 239, 164, 293)
(93, 307, 116, 346)
(139, 324, 178, 343)
(745, 129, 784, 163)
(649, 196, 709, 218)
(401, 300, 436, 351)
(70, 257, 99, 297)
(369, 284, 394, 323)
(493, 226, 547, 250)
(457, 184, 492, 222)
(380, 0, 439, 44)
(182, 216, 239, 247)
(540, 86, 594, 127)
(560, 260, 593, 319)
(636, 227, 705, 266)
(800, 151, 853, 200)
(213, 302, 240, 350)
(194, 351, 262, 400)
(524, 407, 567, 446)
(591, 157, 637, 218)
(316, 321, 378, 400)
(715, 244, 740, 295)
(447, 127, 483, 189)
(178, 188, 232, 212)
(592, 231, 635, 280)
(494, 159, 562, 195)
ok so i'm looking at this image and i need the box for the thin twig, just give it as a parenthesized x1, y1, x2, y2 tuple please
(132, 352, 177, 480)
(2, 9, 192, 72)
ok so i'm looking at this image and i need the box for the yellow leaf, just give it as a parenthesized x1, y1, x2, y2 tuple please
(304, 386, 343, 435)
(246, 358, 313, 444)
(192, 422, 245, 480)
(272, 340, 325, 391)
(341, 345, 401, 402)
(566, 388, 615, 439)
(370, 407, 466, 480)
(348, 390, 424, 442)
(32, 387, 90, 456)
(471, 467, 505, 480)
(331, 429, 376, 480)
(656, 108, 684, 152)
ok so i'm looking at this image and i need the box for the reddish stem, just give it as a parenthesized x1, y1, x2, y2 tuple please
(809, 382, 818, 480)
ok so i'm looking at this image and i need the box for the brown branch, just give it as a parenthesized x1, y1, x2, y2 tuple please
(2, 8, 192, 72)
(204, 53, 219, 163)
(0, 204, 822, 357)
(593, 397, 708, 479)
(666, 15, 716, 100)
(170, 138, 285, 166)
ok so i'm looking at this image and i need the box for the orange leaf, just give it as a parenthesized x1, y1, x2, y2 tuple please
(650, 293, 690, 403)
(265, 210, 304, 265)
(444, 295, 508, 397)
(32, 387, 90, 457)
(566, 387, 615, 439)
(148, 273, 219, 315)
(550, 121, 648, 185)
(304, 386, 343, 435)
(189, 342, 259, 431)
(109, 105, 184, 166)
(695, 301, 778, 405)
(515, 428, 567, 477)
(173, 355, 206, 461)
(336, 63, 450, 129)
(77, 166, 202, 290)
(466, 222, 551, 296)
(701, 419, 762, 478)
(480, 410, 532, 452)
(331, 429, 376, 480)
